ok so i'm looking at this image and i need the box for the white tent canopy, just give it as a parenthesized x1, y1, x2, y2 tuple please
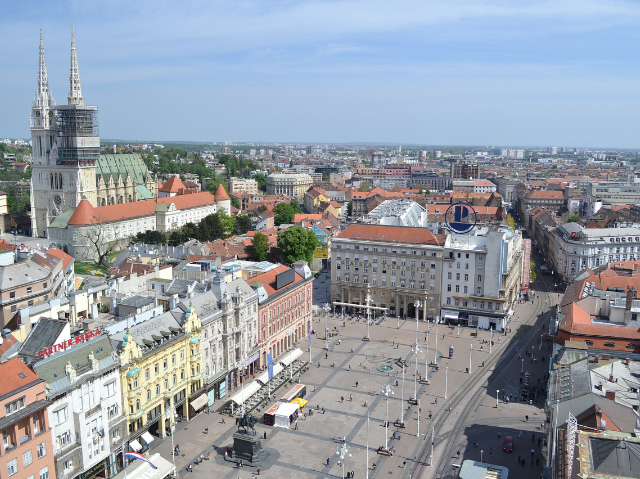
(228, 381, 262, 407)
(274, 402, 300, 428)
(113, 453, 175, 479)
(255, 364, 284, 385)
(279, 348, 304, 367)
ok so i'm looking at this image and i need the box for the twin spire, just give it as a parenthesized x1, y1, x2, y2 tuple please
(36, 25, 84, 108)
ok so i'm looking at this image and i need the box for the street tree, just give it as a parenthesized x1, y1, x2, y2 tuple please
(252, 232, 269, 261)
(234, 214, 252, 235)
(277, 226, 318, 264)
(273, 202, 295, 226)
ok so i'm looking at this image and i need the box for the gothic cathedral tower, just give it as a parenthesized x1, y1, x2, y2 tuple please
(30, 26, 98, 238)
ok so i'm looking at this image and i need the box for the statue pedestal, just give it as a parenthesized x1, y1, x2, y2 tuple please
(230, 431, 266, 466)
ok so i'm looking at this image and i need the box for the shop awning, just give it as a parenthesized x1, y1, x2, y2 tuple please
(129, 439, 142, 452)
(113, 453, 175, 479)
(279, 348, 304, 367)
(255, 364, 284, 385)
(443, 311, 459, 321)
(190, 394, 208, 411)
(228, 381, 262, 407)
(141, 431, 154, 444)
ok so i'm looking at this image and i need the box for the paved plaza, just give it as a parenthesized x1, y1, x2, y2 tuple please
(149, 273, 558, 478)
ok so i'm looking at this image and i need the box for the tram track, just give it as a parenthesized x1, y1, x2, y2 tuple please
(408, 282, 552, 479)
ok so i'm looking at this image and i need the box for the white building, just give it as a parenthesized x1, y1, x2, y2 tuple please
(31, 333, 125, 479)
(366, 199, 429, 228)
(440, 227, 524, 331)
(451, 180, 497, 194)
(550, 223, 640, 283)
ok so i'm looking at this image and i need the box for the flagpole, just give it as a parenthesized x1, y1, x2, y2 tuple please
(123, 440, 127, 479)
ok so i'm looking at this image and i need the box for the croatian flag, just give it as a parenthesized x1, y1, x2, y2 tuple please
(124, 452, 157, 469)
(97, 428, 104, 439)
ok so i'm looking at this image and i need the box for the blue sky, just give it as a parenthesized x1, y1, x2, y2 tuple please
(2, 0, 640, 147)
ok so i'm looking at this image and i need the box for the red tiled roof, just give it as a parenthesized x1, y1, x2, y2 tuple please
(337, 224, 442, 246)
(44, 246, 74, 271)
(0, 358, 41, 397)
(68, 192, 215, 225)
(293, 214, 322, 223)
(526, 190, 564, 200)
(214, 184, 230, 201)
(159, 176, 186, 193)
(250, 265, 304, 296)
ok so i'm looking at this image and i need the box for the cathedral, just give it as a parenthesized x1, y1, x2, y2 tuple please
(30, 27, 157, 238)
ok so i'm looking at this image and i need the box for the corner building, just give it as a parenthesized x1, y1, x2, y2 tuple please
(331, 225, 445, 320)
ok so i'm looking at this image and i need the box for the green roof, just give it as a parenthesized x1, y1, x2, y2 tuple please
(49, 208, 75, 229)
(97, 154, 151, 185)
(136, 184, 155, 199)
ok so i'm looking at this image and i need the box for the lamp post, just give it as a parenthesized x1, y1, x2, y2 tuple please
(365, 288, 372, 340)
(323, 303, 330, 350)
(521, 358, 524, 373)
(480, 449, 484, 462)
(397, 314, 400, 329)
(469, 343, 472, 373)
(287, 329, 296, 380)
(430, 426, 435, 466)
(166, 405, 177, 477)
(400, 365, 406, 426)
(414, 299, 422, 332)
(496, 389, 499, 408)
(381, 384, 394, 450)
(425, 326, 430, 381)
(417, 400, 421, 437)
(445, 366, 448, 399)
(336, 441, 352, 479)
(412, 336, 422, 401)
(366, 413, 370, 479)
(489, 328, 493, 354)
(434, 324, 438, 365)
(539, 334, 543, 351)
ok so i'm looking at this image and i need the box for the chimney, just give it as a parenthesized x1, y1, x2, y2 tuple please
(625, 358, 630, 366)
(602, 354, 610, 360)
(605, 390, 616, 401)
(626, 289, 635, 310)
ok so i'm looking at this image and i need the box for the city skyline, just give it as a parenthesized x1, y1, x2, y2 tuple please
(2, 0, 640, 147)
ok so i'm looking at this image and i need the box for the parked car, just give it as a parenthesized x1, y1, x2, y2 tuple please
(503, 435, 513, 453)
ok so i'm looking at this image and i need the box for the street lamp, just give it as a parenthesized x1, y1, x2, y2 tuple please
(365, 288, 372, 340)
(489, 328, 493, 354)
(521, 358, 524, 373)
(397, 314, 400, 329)
(481, 449, 484, 462)
(414, 299, 422, 332)
(381, 384, 394, 450)
(287, 330, 295, 380)
(336, 441, 352, 479)
(539, 334, 543, 351)
(416, 400, 421, 437)
(166, 405, 177, 476)
(496, 389, 499, 408)
(412, 336, 422, 401)
(399, 365, 406, 426)
(469, 343, 472, 373)
(445, 366, 448, 399)
(434, 324, 438, 365)
(323, 303, 330, 350)
(425, 326, 430, 381)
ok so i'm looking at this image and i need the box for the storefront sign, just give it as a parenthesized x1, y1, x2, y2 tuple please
(38, 328, 102, 359)
(315, 247, 328, 258)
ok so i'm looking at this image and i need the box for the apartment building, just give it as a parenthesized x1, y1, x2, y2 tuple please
(331, 225, 445, 320)
(0, 358, 55, 479)
(229, 177, 259, 196)
(549, 223, 640, 283)
(440, 228, 524, 331)
(31, 335, 126, 479)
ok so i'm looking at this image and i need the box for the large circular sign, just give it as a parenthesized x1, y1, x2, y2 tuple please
(445, 202, 477, 234)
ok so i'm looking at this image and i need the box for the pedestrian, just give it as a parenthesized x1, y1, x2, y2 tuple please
(519, 430, 523, 438)
(327, 458, 330, 466)
(403, 460, 407, 468)
(531, 449, 535, 457)
(341, 396, 344, 403)
(448, 403, 452, 411)
(518, 455, 521, 464)
(207, 406, 210, 414)
(473, 440, 477, 449)
(187, 464, 193, 472)
(457, 450, 461, 458)
(350, 394, 353, 402)
(429, 412, 432, 420)
(538, 437, 542, 447)
(525, 414, 529, 422)
(348, 364, 351, 371)
(257, 467, 261, 475)
(322, 407, 325, 414)
(264, 431, 267, 439)
(355, 381, 359, 388)
(435, 397, 438, 405)
(489, 448, 492, 458)
(325, 353, 328, 359)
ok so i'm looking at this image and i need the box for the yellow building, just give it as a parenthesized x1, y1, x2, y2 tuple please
(113, 304, 204, 449)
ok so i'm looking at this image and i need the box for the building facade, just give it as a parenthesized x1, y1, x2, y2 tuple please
(251, 263, 313, 367)
(32, 335, 126, 479)
(549, 223, 640, 283)
(331, 225, 445, 320)
(440, 228, 524, 331)
(0, 358, 56, 479)
(229, 177, 259, 196)
(266, 174, 313, 201)
(110, 305, 202, 446)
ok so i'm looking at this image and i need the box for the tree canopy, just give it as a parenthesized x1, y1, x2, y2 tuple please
(234, 214, 252, 235)
(277, 226, 318, 264)
(252, 233, 269, 261)
(273, 202, 295, 226)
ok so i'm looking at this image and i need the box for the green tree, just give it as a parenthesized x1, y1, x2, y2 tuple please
(507, 214, 515, 229)
(230, 195, 240, 209)
(529, 259, 537, 283)
(252, 233, 269, 261)
(277, 226, 318, 264)
(234, 214, 252, 235)
(199, 212, 225, 241)
(253, 173, 267, 192)
(567, 215, 580, 223)
(132, 230, 167, 245)
(273, 202, 295, 226)
(206, 173, 229, 196)
(290, 198, 303, 214)
(359, 181, 372, 192)
(346, 200, 353, 216)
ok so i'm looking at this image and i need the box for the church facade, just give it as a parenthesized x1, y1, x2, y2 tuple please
(30, 27, 156, 238)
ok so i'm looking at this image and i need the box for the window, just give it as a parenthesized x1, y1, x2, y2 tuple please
(156, 385, 160, 396)
(7, 458, 17, 476)
(603, 342, 615, 348)
(480, 301, 485, 309)
(464, 274, 468, 281)
(456, 273, 460, 280)
(37, 442, 46, 458)
(454, 299, 459, 306)
(147, 389, 151, 401)
(477, 275, 482, 282)
(145, 368, 150, 380)
(155, 363, 159, 375)
(473, 300, 478, 308)
(163, 359, 167, 369)
(33, 414, 41, 435)
(626, 343, 637, 350)
(5, 397, 25, 415)
(487, 302, 492, 310)
(447, 284, 451, 292)
(53, 406, 68, 425)
(455, 285, 460, 293)
(447, 272, 452, 280)
(104, 381, 116, 397)
(23, 449, 33, 467)
(9, 292, 15, 298)
(39, 466, 49, 479)
(446, 297, 451, 305)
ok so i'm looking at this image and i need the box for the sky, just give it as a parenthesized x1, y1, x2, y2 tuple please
(2, 0, 640, 148)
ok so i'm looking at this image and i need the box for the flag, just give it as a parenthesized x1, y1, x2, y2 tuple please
(124, 452, 157, 469)
(97, 428, 104, 438)
(267, 353, 274, 380)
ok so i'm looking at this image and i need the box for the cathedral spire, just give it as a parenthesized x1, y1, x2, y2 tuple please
(34, 28, 54, 108)
(68, 24, 84, 106)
